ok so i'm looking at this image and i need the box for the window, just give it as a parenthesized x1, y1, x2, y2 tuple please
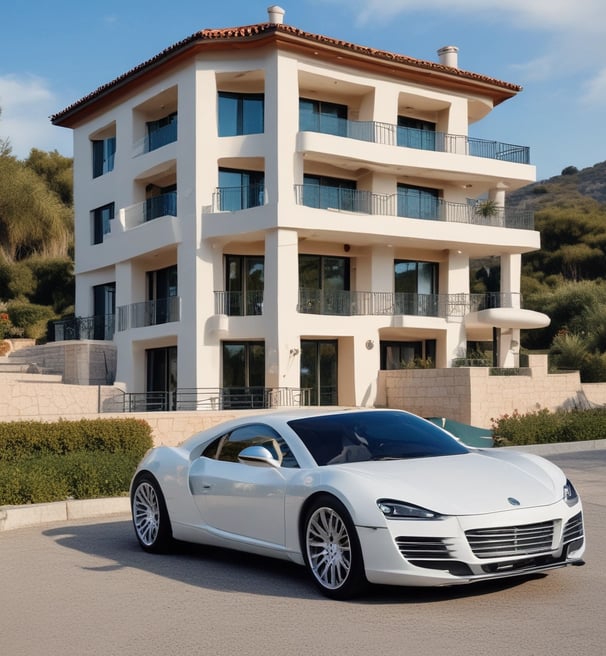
(302, 174, 358, 211)
(203, 424, 298, 467)
(394, 260, 439, 316)
(146, 112, 177, 152)
(91, 203, 115, 245)
(397, 116, 436, 151)
(380, 340, 436, 369)
(300, 98, 347, 136)
(224, 255, 264, 316)
(217, 168, 264, 211)
(397, 183, 440, 220)
(299, 255, 350, 315)
(218, 92, 264, 136)
(92, 137, 116, 177)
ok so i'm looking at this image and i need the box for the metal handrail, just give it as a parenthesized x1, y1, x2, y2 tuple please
(301, 113, 530, 164)
(120, 386, 312, 412)
(294, 185, 533, 229)
(50, 314, 115, 341)
(214, 291, 264, 316)
(297, 289, 522, 318)
(117, 296, 181, 331)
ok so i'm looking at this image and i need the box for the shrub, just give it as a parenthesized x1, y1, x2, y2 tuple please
(6, 300, 56, 340)
(0, 451, 140, 505)
(0, 418, 153, 462)
(492, 407, 606, 446)
(0, 418, 153, 505)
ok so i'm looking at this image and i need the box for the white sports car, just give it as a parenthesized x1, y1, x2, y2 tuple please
(130, 408, 585, 599)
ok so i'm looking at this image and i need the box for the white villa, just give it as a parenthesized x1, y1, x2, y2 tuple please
(50, 5, 549, 413)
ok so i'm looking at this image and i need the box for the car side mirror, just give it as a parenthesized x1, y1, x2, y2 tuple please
(238, 445, 280, 467)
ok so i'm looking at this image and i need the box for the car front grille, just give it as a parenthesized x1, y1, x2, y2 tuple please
(465, 520, 555, 559)
(563, 512, 584, 544)
(395, 536, 454, 560)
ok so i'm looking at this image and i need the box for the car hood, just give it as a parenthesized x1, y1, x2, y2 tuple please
(336, 451, 565, 516)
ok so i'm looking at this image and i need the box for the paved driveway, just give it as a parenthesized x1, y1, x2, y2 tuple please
(1, 450, 605, 656)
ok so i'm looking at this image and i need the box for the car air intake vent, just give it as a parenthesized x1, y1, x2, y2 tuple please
(465, 520, 554, 559)
(396, 536, 453, 560)
(563, 512, 584, 543)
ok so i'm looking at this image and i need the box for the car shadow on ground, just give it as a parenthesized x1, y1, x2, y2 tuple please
(42, 517, 544, 603)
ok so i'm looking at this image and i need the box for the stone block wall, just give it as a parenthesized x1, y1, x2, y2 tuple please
(379, 354, 596, 428)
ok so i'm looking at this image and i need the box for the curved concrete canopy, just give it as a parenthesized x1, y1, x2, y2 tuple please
(465, 308, 551, 330)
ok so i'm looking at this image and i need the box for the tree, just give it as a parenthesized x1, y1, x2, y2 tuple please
(0, 153, 72, 262)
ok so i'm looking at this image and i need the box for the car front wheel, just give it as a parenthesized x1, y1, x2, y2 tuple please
(303, 495, 367, 599)
(131, 473, 173, 553)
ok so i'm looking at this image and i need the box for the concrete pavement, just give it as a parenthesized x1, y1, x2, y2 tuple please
(1, 438, 604, 532)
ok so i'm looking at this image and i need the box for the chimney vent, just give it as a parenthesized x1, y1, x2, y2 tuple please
(437, 45, 459, 68)
(267, 5, 285, 24)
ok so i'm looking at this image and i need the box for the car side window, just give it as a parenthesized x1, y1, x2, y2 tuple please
(209, 424, 298, 468)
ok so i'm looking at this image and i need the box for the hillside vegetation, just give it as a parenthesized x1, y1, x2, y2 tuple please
(0, 134, 74, 340)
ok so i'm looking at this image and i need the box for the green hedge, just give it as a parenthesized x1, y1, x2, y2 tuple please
(0, 418, 153, 506)
(0, 418, 152, 462)
(492, 407, 606, 446)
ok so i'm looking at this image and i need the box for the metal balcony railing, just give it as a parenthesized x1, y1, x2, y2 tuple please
(212, 183, 265, 212)
(50, 314, 115, 341)
(123, 191, 177, 229)
(132, 121, 178, 156)
(301, 113, 530, 164)
(294, 185, 534, 229)
(297, 289, 522, 318)
(214, 291, 264, 316)
(117, 296, 181, 331)
(120, 386, 311, 412)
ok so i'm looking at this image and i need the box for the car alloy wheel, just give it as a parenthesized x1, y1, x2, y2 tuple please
(131, 474, 172, 553)
(304, 495, 366, 599)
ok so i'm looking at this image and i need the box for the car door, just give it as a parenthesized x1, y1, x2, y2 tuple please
(189, 423, 297, 547)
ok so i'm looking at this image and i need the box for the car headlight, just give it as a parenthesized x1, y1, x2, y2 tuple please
(563, 479, 579, 506)
(377, 498, 442, 520)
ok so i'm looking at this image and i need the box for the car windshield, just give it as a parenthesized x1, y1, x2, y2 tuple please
(288, 410, 469, 465)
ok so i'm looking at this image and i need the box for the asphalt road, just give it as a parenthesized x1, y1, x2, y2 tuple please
(1, 450, 605, 656)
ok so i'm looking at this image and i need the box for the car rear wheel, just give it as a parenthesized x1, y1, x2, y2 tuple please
(303, 495, 367, 599)
(131, 473, 173, 553)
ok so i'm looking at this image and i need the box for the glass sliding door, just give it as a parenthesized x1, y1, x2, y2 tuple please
(225, 255, 264, 316)
(222, 341, 265, 408)
(146, 346, 177, 411)
(301, 340, 338, 405)
(93, 282, 116, 340)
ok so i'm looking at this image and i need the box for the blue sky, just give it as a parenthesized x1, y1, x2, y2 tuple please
(1, 0, 605, 181)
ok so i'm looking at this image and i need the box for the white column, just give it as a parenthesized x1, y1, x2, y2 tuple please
(263, 229, 301, 389)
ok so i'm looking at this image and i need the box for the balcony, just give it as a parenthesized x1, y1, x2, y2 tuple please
(122, 192, 177, 229)
(214, 291, 264, 316)
(298, 289, 522, 318)
(301, 114, 530, 164)
(117, 296, 181, 331)
(212, 183, 265, 212)
(50, 314, 115, 341)
(294, 185, 533, 230)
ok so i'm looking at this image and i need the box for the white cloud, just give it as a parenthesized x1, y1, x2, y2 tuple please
(343, 0, 606, 33)
(0, 74, 72, 160)
(581, 66, 606, 106)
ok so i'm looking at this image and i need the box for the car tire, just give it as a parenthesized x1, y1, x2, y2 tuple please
(302, 494, 367, 600)
(131, 473, 173, 553)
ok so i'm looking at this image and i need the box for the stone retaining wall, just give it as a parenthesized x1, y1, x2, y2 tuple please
(378, 354, 605, 427)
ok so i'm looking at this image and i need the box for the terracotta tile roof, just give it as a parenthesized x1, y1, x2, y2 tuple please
(51, 21, 522, 126)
